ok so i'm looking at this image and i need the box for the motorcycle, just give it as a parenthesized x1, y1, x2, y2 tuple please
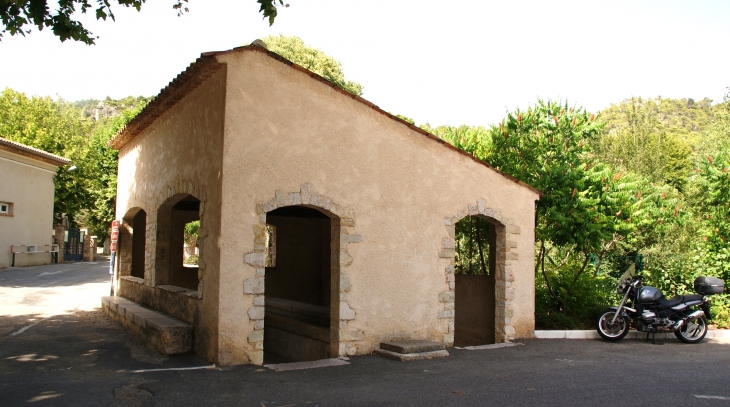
(596, 265, 725, 344)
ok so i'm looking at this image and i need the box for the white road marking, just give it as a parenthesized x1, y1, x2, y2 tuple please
(10, 322, 39, 336)
(695, 395, 730, 400)
(38, 269, 70, 277)
(131, 364, 220, 373)
(456, 342, 524, 350)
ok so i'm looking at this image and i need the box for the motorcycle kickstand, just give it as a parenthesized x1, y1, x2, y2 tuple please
(645, 331, 663, 345)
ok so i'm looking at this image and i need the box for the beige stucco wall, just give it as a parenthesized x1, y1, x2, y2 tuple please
(115, 67, 227, 361)
(216, 50, 539, 365)
(0, 150, 57, 268)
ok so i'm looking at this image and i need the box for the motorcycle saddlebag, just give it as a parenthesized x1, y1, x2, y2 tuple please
(694, 276, 726, 295)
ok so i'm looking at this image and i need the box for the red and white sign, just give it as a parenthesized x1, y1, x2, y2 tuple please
(110, 220, 120, 253)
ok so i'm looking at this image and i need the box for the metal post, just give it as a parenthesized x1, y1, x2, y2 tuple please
(109, 251, 116, 296)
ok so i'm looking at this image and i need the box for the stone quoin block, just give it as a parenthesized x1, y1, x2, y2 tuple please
(244, 252, 265, 267)
(247, 306, 264, 320)
(438, 310, 454, 319)
(340, 302, 356, 320)
(243, 277, 264, 294)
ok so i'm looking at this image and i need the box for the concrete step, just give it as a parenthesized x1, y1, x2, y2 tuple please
(375, 340, 449, 362)
(101, 296, 192, 354)
(380, 340, 445, 354)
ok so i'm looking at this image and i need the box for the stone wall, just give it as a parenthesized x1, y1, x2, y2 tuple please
(216, 49, 539, 365)
(115, 67, 227, 361)
(239, 185, 360, 364)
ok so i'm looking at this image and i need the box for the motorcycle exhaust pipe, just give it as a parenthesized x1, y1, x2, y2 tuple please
(673, 310, 705, 331)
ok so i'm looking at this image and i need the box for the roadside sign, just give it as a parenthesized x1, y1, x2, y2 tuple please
(110, 220, 120, 253)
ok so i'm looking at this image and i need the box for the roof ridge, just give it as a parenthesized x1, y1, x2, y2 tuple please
(108, 45, 542, 197)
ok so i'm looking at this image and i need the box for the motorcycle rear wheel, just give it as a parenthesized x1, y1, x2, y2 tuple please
(597, 310, 630, 341)
(674, 315, 708, 344)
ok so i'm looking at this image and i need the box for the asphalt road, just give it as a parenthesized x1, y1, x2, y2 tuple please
(2, 262, 730, 406)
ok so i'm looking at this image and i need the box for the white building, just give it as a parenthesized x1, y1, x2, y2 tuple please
(0, 137, 70, 268)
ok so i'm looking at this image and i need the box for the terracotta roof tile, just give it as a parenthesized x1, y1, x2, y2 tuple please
(108, 45, 542, 198)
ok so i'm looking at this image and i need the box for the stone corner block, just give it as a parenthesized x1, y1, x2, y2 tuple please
(438, 291, 455, 303)
(244, 252, 265, 267)
(441, 237, 455, 249)
(243, 277, 264, 294)
(247, 330, 263, 343)
(247, 350, 264, 365)
(341, 234, 362, 244)
(339, 302, 355, 320)
(437, 310, 454, 319)
(340, 251, 353, 267)
(247, 306, 264, 320)
(339, 329, 363, 341)
(438, 249, 455, 259)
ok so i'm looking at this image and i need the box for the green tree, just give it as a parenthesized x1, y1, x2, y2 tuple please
(425, 124, 492, 160)
(0, 88, 146, 236)
(0, 88, 92, 223)
(485, 100, 682, 318)
(1, 0, 288, 44)
(76, 101, 147, 238)
(261, 35, 364, 96)
(594, 97, 694, 191)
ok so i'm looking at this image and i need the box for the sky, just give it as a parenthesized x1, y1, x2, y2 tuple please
(1, 0, 729, 126)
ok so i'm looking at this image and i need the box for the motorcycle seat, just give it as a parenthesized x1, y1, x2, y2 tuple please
(657, 294, 704, 310)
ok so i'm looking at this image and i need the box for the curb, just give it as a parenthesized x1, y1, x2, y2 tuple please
(535, 330, 730, 339)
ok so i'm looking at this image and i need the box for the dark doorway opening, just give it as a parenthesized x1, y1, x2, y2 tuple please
(155, 194, 201, 291)
(454, 215, 496, 347)
(263, 205, 337, 363)
(130, 210, 147, 278)
(168, 196, 200, 290)
(64, 229, 84, 262)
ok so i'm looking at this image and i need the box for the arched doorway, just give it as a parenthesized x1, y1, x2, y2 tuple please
(453, 215, 496, 346)
(120, 208, 146, 279)
(263, 205, 339, 363)
(155, 194, 201, 291)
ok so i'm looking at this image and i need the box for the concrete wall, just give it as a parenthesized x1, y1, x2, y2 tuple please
(115, 67, 227, 361)
(0, 149, 57, 268)
(216, 50, 539, 365)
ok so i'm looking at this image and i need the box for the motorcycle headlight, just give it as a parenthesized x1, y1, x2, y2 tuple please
(617, 282, 628, 294)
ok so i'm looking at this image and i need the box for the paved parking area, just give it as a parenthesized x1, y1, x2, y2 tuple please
(2, 262, 730, 406)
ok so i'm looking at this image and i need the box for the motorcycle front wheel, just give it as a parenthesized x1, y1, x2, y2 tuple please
(597, 310, 630, 341)
(674, 315, 708, 344)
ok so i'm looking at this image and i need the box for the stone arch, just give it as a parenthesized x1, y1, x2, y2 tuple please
(120, 207, 147, 279)
(243, 183, 362, 363)
(439, 199, 520, 344)
(155, 193, 203, 291)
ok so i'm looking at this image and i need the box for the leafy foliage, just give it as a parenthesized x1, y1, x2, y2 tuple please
(0, 88, 145, 238)
(694, 147, 730, 282)
(426, 124, 492, 160)
(454, 216, 491, 275)
(76, 102, 147, 238)
(262, 35, 364, 96)
(431, 99, 701, 327)
(257, 0, 289, 25)
(0, 0, 287, 44)
(0, 88, 91, 223)
(593, 97, 695, 191)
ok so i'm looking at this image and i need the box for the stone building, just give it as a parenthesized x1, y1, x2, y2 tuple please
(0, 137, 70, 268)
(109, 43, 541, 366)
